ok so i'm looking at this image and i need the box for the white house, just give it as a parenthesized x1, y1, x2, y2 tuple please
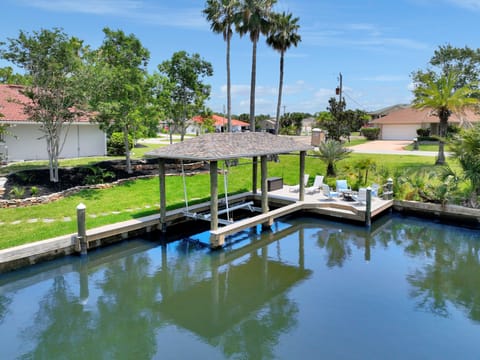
(0, 84, 106, 162)
(370, 105, 480, 140)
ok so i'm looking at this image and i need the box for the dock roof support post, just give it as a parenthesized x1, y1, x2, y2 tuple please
(260, 155, 272, 230)
(299, 151, 306, 201)
(365, 187, 372, 227)
(158, 159, 166, 232)
(252, 156, 258, 194)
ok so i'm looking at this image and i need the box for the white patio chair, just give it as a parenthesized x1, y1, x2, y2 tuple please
(290, 174, 309, 192)
(306, 175, 324, 194)
(321, 184, 338, 199)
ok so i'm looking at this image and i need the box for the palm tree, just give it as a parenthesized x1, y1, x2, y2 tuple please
(316, 140, 352, 177)
(412, 71, 480, 165)
(236, 0, 276, 131)
(203, 0, 240, 132)
(266, 11, 301, 135)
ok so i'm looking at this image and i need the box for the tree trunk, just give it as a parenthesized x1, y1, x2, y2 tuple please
(436, 111, 449, 165)
(327, 163, 335, 177)
(249, 37, 258, 132)
(226, 31, 232, 133)
(274, 51, 285, 135)
(123, 125, 132, 174)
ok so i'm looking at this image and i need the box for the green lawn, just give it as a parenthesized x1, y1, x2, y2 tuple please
(0, 151, 445, 250)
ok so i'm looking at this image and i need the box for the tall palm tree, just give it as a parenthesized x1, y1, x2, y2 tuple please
(266, 11, 301, 135)
(236, 0, 276, 131)
(203, 0, 240, 132)
(412, 71, 480, 165)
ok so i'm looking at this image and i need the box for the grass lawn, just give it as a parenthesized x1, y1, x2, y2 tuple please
(404, 142, 452, 152)
(0, 151, 444, 250)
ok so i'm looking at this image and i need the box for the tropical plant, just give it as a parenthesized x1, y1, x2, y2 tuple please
(9, 186, 25, 198)
(266, 11, 301, 135)
(30, 186, 39, 197)
(315, 140, 352, 177)
(203, 0, 240, 132)
(412, 71, 480, 165)
(236, 0, 276, 130)
(450, 124, 480, 207)
(84, 166, 115, 185)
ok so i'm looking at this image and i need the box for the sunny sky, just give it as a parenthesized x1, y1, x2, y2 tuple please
(1, 0, 480, 116)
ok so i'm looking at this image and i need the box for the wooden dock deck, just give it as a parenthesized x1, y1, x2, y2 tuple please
(210, 186, 393, 247)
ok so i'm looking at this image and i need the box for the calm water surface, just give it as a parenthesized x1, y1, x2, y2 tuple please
(0, 214, 479, 359)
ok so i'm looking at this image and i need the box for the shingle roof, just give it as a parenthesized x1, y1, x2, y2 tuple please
(191, 114, 250, 127)
(146, 132, 313, 161)
(370, 106, 480, 125)
(0, 84, 92, 123)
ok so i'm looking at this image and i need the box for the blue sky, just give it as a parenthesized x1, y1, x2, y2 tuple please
(1, 0, 480, 116)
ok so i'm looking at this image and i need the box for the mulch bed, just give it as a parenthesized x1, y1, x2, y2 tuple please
(2, 159, 207, 200)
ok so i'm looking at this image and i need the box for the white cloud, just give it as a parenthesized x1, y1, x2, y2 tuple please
(446, 0, 480, 10)
(19, 0, 205, 29)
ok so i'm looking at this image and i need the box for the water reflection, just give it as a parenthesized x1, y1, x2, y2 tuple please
(313, 215, 480, 322)
(0, 214, 479, 359)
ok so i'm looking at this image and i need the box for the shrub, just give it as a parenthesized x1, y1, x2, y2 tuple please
(360, 127, 380, 140)
(30, 186, 39, 196)
(84, 166, 115, 185)
(416, 128, 430, 137)
(9, 186, 25, 199)
(107, 132, 133, 156)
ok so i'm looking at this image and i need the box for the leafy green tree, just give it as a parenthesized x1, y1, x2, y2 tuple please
(266, 11, 301, 135)
(319, 97, 349, 141)
(203, 0, 240, 132)
(316, 140, 352, 177)
(158, 51, 213, 141)
(1, 28, 86, 182)
(412, 44, 480, 91)
(412, 71, 480, 165)
(89, 27, 150, 174)
(450, 124, 480, 207)
(0, 66, 30, 84)
(236, 0, 276, 131)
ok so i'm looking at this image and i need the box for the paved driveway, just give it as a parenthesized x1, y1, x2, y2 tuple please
(348, 140, 439, 156)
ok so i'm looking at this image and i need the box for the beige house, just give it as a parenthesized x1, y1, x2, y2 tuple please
(370, 106, 480, 140)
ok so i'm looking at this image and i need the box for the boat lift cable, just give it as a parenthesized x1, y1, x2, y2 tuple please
(181, 160, 189, 214)
(223, 161, 231, 222)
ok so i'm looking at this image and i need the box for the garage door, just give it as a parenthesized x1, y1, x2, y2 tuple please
(381, 125, 417, 140)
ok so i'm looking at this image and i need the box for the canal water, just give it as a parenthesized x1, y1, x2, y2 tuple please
(0, 214, 479, 359)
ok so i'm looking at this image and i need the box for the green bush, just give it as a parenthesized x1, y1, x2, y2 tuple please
(360, 127, 380, 140)
(107, 132, 133, 156)
(416, 128, 430, 137)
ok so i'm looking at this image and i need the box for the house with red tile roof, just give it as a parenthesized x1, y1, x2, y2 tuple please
(370, 105, 480, 140)
(187, 114, 250, 134)
(0, 84, 106, 162)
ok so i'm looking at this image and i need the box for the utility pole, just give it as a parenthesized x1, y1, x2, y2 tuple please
(335, 72, 344, 140)
(336, 72, 343, 102)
